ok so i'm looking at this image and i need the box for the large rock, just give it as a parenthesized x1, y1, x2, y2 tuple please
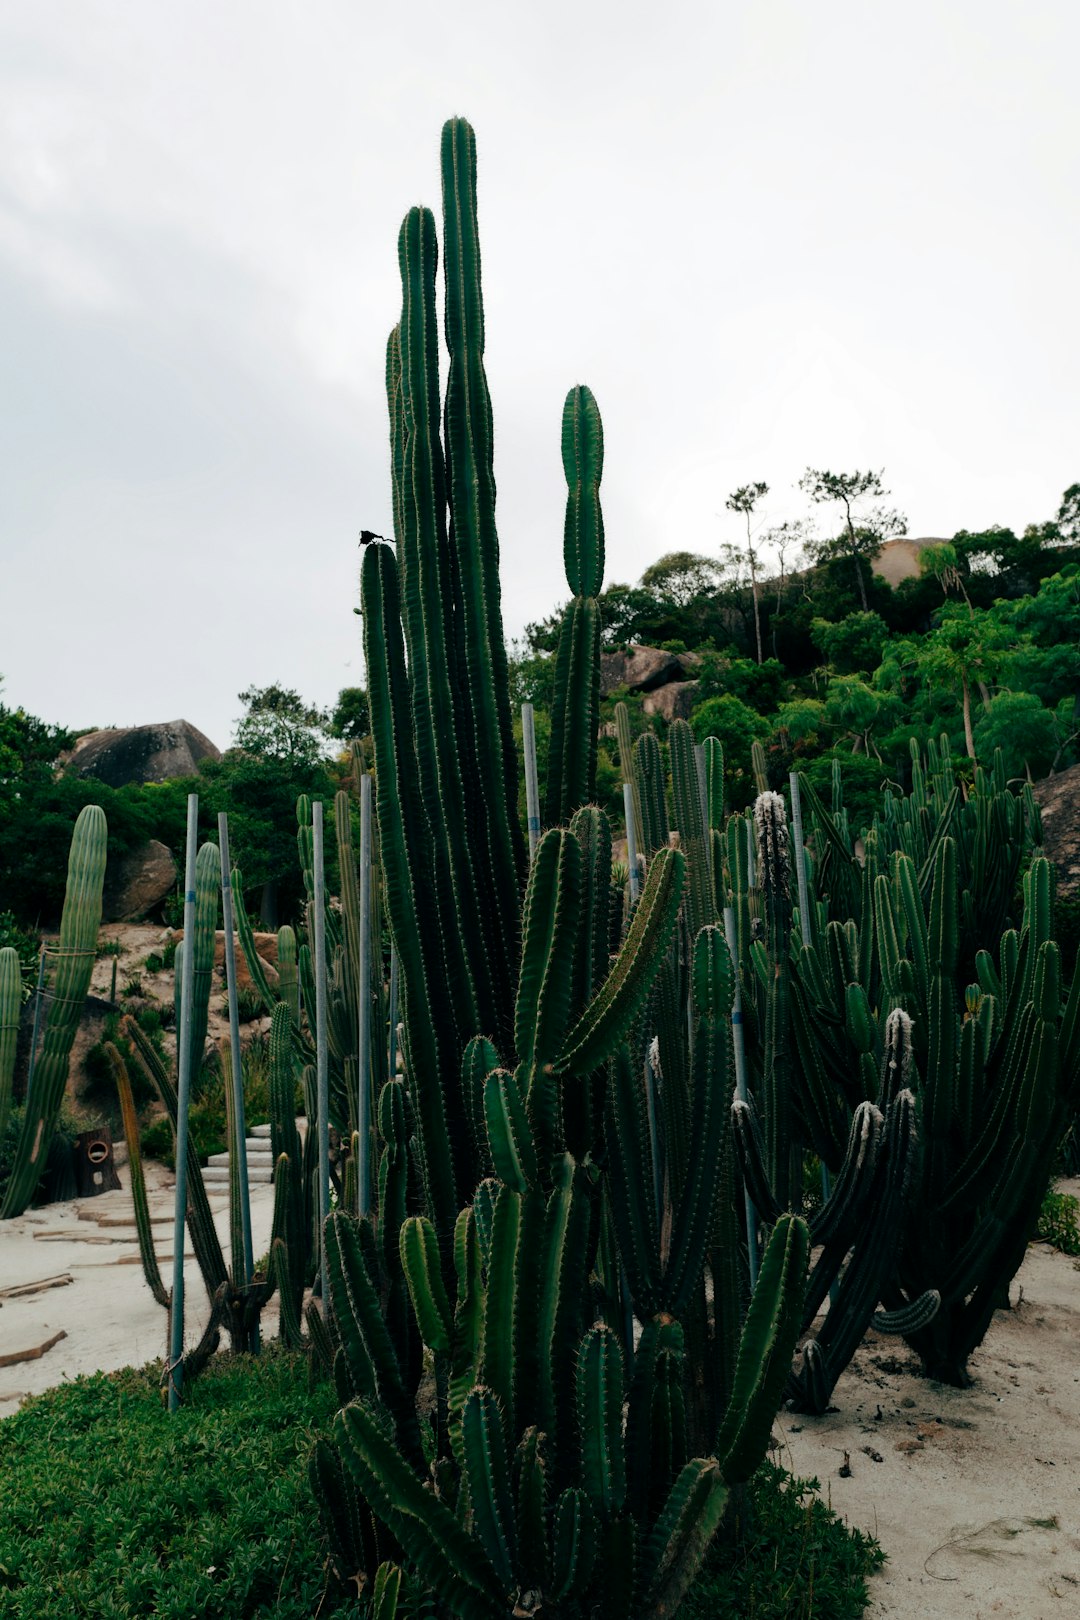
(600, 646, 701, 697)
(101, 840, 178, 922)
(1032, 763, 1080, 898)
(62, 720, 221, 787)
(642, 681, 699, 723)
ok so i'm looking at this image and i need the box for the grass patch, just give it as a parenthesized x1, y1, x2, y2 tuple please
(683, 1462, 884, 1620)
(0, 1348, 351, 1620)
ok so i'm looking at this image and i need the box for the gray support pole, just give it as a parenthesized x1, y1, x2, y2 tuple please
(724, 904, 759, 1291)
(168, 793, 199, 1411)
(312, 801, 331, 1298)
(356, 773, 373, 1218)
(745, 813, 756, 889)
(387, 946, 399, 1084)
(623, 782, 641, 904)
(24, 946, 47, 1108)
(217, 813, 255, 1343)
(521, 703, 541, 859)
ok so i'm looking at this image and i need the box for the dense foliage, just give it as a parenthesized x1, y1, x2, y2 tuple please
(515, 491, 1080, 809)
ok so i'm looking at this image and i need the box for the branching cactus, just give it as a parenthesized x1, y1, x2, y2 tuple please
(1, 805, 108, 1218)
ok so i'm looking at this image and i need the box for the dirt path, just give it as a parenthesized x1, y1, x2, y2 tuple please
(0, 1161, 277, 1408)
(781, 1193, 1080, 1618)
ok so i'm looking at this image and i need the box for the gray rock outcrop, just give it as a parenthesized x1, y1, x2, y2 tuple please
(101, 840, 178, 922)
(600, 646, 701, 697)
(1032, 763, 1080, 898)
(62, 720, 221, 788)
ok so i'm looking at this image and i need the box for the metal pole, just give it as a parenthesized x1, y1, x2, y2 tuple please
(24, 946, 47, 1108)
(745, 813, 756, 889)
(724, 904, 759, 1291)
(387, 946, 399, 1084)
(312, 801, 331, 1298)
(623, 782, 641, 904)
(356, 773, 373, 1218)
(521, 703, 541, 859)
(217, 813, 255, 1346)
(168, 793, 199, 1411)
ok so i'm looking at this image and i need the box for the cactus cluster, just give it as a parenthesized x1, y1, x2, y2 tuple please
(1, 805, 108, 1218)
(308, 118, 809, 1610)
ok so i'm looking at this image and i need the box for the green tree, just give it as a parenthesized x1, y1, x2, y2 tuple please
(799, 467, 906, 612)
(906, 606, 1011, 760)
(327, 686, 369, 744)
(233, 684, 331, 766)
(973, 691, 1075, 781)
(690, 692, 769, 805)
(811, 611, 889, 676)
(725, 481, 770, 663)
(638, 550, 723, 608)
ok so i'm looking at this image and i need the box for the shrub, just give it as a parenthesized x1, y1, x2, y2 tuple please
(1036, 1189, 1080, 1256)
(0, 1350, 353, 1620)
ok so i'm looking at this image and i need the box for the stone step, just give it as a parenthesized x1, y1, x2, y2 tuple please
(206, 1149, 274, 1169)
(201, 1164, 274, 1185)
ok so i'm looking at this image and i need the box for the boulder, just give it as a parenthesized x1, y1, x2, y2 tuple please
(600, 646, 701, 697)
(1032, 763, 1080, 898)
(62, 720, 221, 787)
(642, 681, 700, 723)
(101, 840, 178, 922)
(173, 929, 280, 994)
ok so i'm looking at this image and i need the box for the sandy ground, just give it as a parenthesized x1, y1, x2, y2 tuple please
(781, 1185, 1080, 1619)
(3, 1068, 1078, 1620)
(0, 1161, 277, 1407)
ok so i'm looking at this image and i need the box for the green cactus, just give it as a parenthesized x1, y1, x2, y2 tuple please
(2, 804, 108, 1218)
(0, 945, 21, 1142)
(546, 386, 605, 825)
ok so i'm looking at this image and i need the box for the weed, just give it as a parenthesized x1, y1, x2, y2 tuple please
(1036, 1188, 1080, 1256)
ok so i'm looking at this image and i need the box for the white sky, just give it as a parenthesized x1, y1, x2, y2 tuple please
(2, 0, 1077, 749)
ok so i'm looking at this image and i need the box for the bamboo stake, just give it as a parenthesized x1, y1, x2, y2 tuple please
(312, 800, 331, 1298)
(356, 773, 373, 1217)
(217, 812, 255, 1347)
(521, 703, 541, 859)
(168, 793, 199, 1412)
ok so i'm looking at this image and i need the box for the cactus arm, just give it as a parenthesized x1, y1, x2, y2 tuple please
(230, 867, 278, 1012)
(121, 1014, 228, 1300)
(514, 1428, 549, 1593)
(536, 1156, 589, 1440)
(361, 541, 460, 1230)
(669, 720, 713, 935)
(325, 1211, 423, 1465)
(545, 597, 602, 825)
(561, 383, 605, 596)
(639, 1459, 729, 1620)
(461, 1387, 516, 1590)
(550, 1487, 597, 1601)
(107, 1042, 169, 1308)
(400, 1214, 454, 1354)
(558, 848, 685, 1076)
(632, 732, 670, 857)
(515, 826, 582, 1073)
(335, 1401, 504, 1620)
(873, 1290, 940, 1334)
(716, 1213, 808, 1482)
(483, 1068, 538, 1192)
(577, 1323, 626, 1516)
(479, 1184, 521, 1430)
(605, 1045, 662, 1313)
(440, 118, 526, 974)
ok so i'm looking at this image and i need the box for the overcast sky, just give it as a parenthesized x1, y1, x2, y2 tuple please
(2, 0, 1077, 750)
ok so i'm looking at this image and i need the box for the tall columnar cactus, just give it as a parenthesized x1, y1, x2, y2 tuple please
(545, 385, 604, 826)
(1, 805, 108, 1219)
(0, 945, 21, 1142)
